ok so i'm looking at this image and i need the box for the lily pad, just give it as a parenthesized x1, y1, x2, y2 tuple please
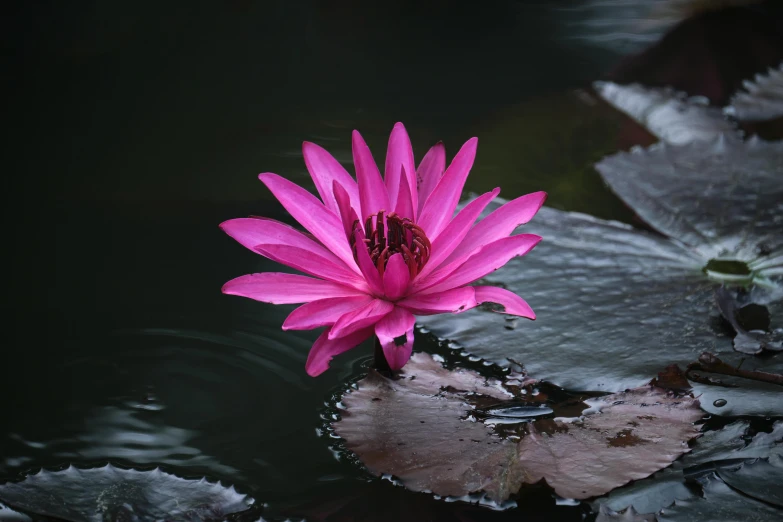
(596, 505, 656, 522)
(593, 82, 738, 145)
(418, 137, 783, 416)
(0, 464, 253, 522)
(594, 420, 783, 515)
(717, 455, 783, 508)
(333, 353, 702, 503)
(595, 137, 783, 265)
(725, 63, 783, 122)
(657, 473, 782, 522)
(0, 502, 31, 522)
(715, 286, 783, 354)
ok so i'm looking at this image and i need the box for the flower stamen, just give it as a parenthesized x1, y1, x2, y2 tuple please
(351, 211, 431, 278)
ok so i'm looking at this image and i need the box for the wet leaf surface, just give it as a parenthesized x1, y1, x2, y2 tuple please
(593, 82, 738, 145)
(0, 464, 253, 522)
(594, 420, 783, 515)
(596, 504, 656, 522)
(419, 137, 783, 416)
(717, 455, 783, 508)
(726, 63, 783, 122)
(714, 286, 783, 354)
(596, 137, 783, 265)
(333, 353, 702, 502)
(657, 473, 782, 522)
(0, 502, 31, 521)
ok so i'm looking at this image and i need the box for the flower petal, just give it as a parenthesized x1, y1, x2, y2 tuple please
(222, 273, 364, 304)
(397, 287, 477, 315)
(447, 191, 547, 264)
(283, 295, 375, 330)
(333, 181, 359, 239)
(474, 286, 535, 319)
(414, 188, 499, 281)
(353, 228, 384, 296)
(220, 217, 341, 265)
(384, 122, 417, 216)
(352, 130, 390, 222)
(302, 141, 360, 215)
(393, 165, 415, 221)
(383, 253, 410, 301)
(254, 244, 368, 290)
(417, 137, 478, 240)
(417, 234, 542, 295)
(375, 307, 416, 371)
(306, 326, 374, 377)
(416, 142, 445, 214)
(329, 298, 394, 339)
(258, 173, 358, 272)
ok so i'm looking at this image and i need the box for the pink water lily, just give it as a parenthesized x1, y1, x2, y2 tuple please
(221, 123, 546, 376)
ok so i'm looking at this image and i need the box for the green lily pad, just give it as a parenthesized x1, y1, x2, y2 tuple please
(717, 455, 783, 508)
(593, 82, 738, 145)
(333, 353, 702, 503)
(726, 63, 783, 122)
(594, 420, 783, 515)
(657, 473, 782, 522)
(418, 137, 783, 416)
(0, 464, 253, 522)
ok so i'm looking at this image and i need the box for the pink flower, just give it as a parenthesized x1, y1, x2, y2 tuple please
(221, 123, 546, 376)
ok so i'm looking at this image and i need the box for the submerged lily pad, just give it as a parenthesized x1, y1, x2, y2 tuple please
(657, 472, 782, 522)
(725, 63, 783, 122)
(418, 137, 783, 415)
(594, 420, 783, 515)
(333, 353, 702, 503)
(593, 82, 738, 145)
(0, 464, 253, 522)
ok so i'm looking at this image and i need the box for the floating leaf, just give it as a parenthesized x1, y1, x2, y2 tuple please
(593, 82, 738, 145)
(0, 502, 30, 522)
(717, 455, 783, 508)
(0, 464, 253, 522)
(595, 137, 783, 265)
(418, 137, 783, 416)
(333, 353, 702, 502)
(594, 420, 783, 515)
(596, 504, 656, 522)
(715, 286, 783, 354)
(657, 473, 782, 522)
(725, 63, 783, 122)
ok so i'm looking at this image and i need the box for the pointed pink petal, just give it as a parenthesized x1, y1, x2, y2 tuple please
(384, 122, 417, 215)
(222, 273, 364, 304)
(393, 165, 415, 221)
(353, 228, 384, 296)
(418, 137, 478, 240)
(375, 307, 416, 371)
(254, 244, 368, 290)
(329, 298, 394, 339)
(334, 181, 359, 239)
(382, 253, 410, 301)
(414, 188, 499, 281)
(302, 141, 360, 214)
(352, 130, 390, 222)
(474, 286, 535, 319)
(417, 234, 542, 295)
(258, 173, 358, 272)
(306, 326, 373, 377)
(416, 142, 446, 214)
(447, 191, 548, 264)
(283, 295, 375, 330)
(397, 287, 477, 315)
(220, 217, 342, 266)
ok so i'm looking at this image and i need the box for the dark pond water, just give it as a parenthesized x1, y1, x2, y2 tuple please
(5, 1, 777, 520)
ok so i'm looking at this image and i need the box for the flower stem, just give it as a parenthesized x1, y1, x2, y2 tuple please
(373, 338, 392, 374)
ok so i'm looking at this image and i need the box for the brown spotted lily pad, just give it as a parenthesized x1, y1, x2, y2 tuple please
(333, 353, 703, 502)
